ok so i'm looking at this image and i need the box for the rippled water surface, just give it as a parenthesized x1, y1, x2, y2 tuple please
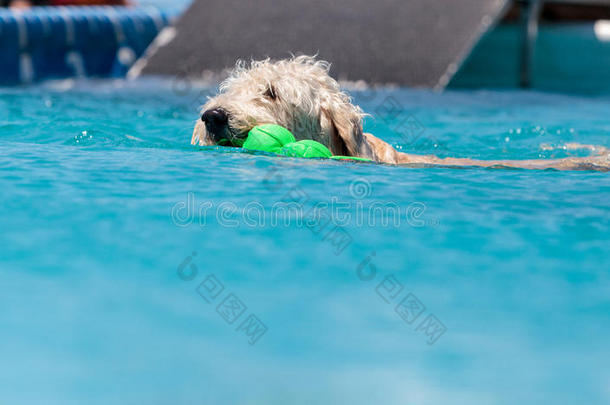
(1, 79, 609, 404)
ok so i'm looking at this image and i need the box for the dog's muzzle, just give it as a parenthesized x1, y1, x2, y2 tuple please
(201, 108, 230, 144)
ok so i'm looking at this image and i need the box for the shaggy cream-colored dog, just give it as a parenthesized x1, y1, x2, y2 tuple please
(192, 56, 609, 170)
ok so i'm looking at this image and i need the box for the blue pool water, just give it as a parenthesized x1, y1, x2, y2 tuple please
(139, 0, 193, 11)
(1, 79, 609, 404)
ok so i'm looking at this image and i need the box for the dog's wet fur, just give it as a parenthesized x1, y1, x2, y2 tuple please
(192, 56, 610, 171)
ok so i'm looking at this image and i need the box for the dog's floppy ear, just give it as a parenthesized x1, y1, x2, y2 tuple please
(321, 102, 376, 160)
(321, 109, 348, 156)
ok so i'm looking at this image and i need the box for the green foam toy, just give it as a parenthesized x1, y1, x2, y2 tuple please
(242, 124, 372, 162)
(280, 140, 333, 158)
(243, 124, 295, 154)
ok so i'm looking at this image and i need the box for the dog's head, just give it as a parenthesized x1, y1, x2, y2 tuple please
(192, 56, 372, 157)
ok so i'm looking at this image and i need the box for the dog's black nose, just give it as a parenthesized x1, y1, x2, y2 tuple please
(201, 108, 229, 142)
(201, 108, 228, 125)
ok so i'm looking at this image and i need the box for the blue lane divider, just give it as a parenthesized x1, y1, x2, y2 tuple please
(0, 6, 178, 84)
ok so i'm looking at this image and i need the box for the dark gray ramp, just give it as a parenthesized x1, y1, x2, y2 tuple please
(136, 0, 510, 88)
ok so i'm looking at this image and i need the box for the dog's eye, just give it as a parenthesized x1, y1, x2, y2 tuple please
(264, 85, 277, 100)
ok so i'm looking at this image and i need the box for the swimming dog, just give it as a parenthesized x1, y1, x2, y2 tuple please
(192, 56, 609, 170)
